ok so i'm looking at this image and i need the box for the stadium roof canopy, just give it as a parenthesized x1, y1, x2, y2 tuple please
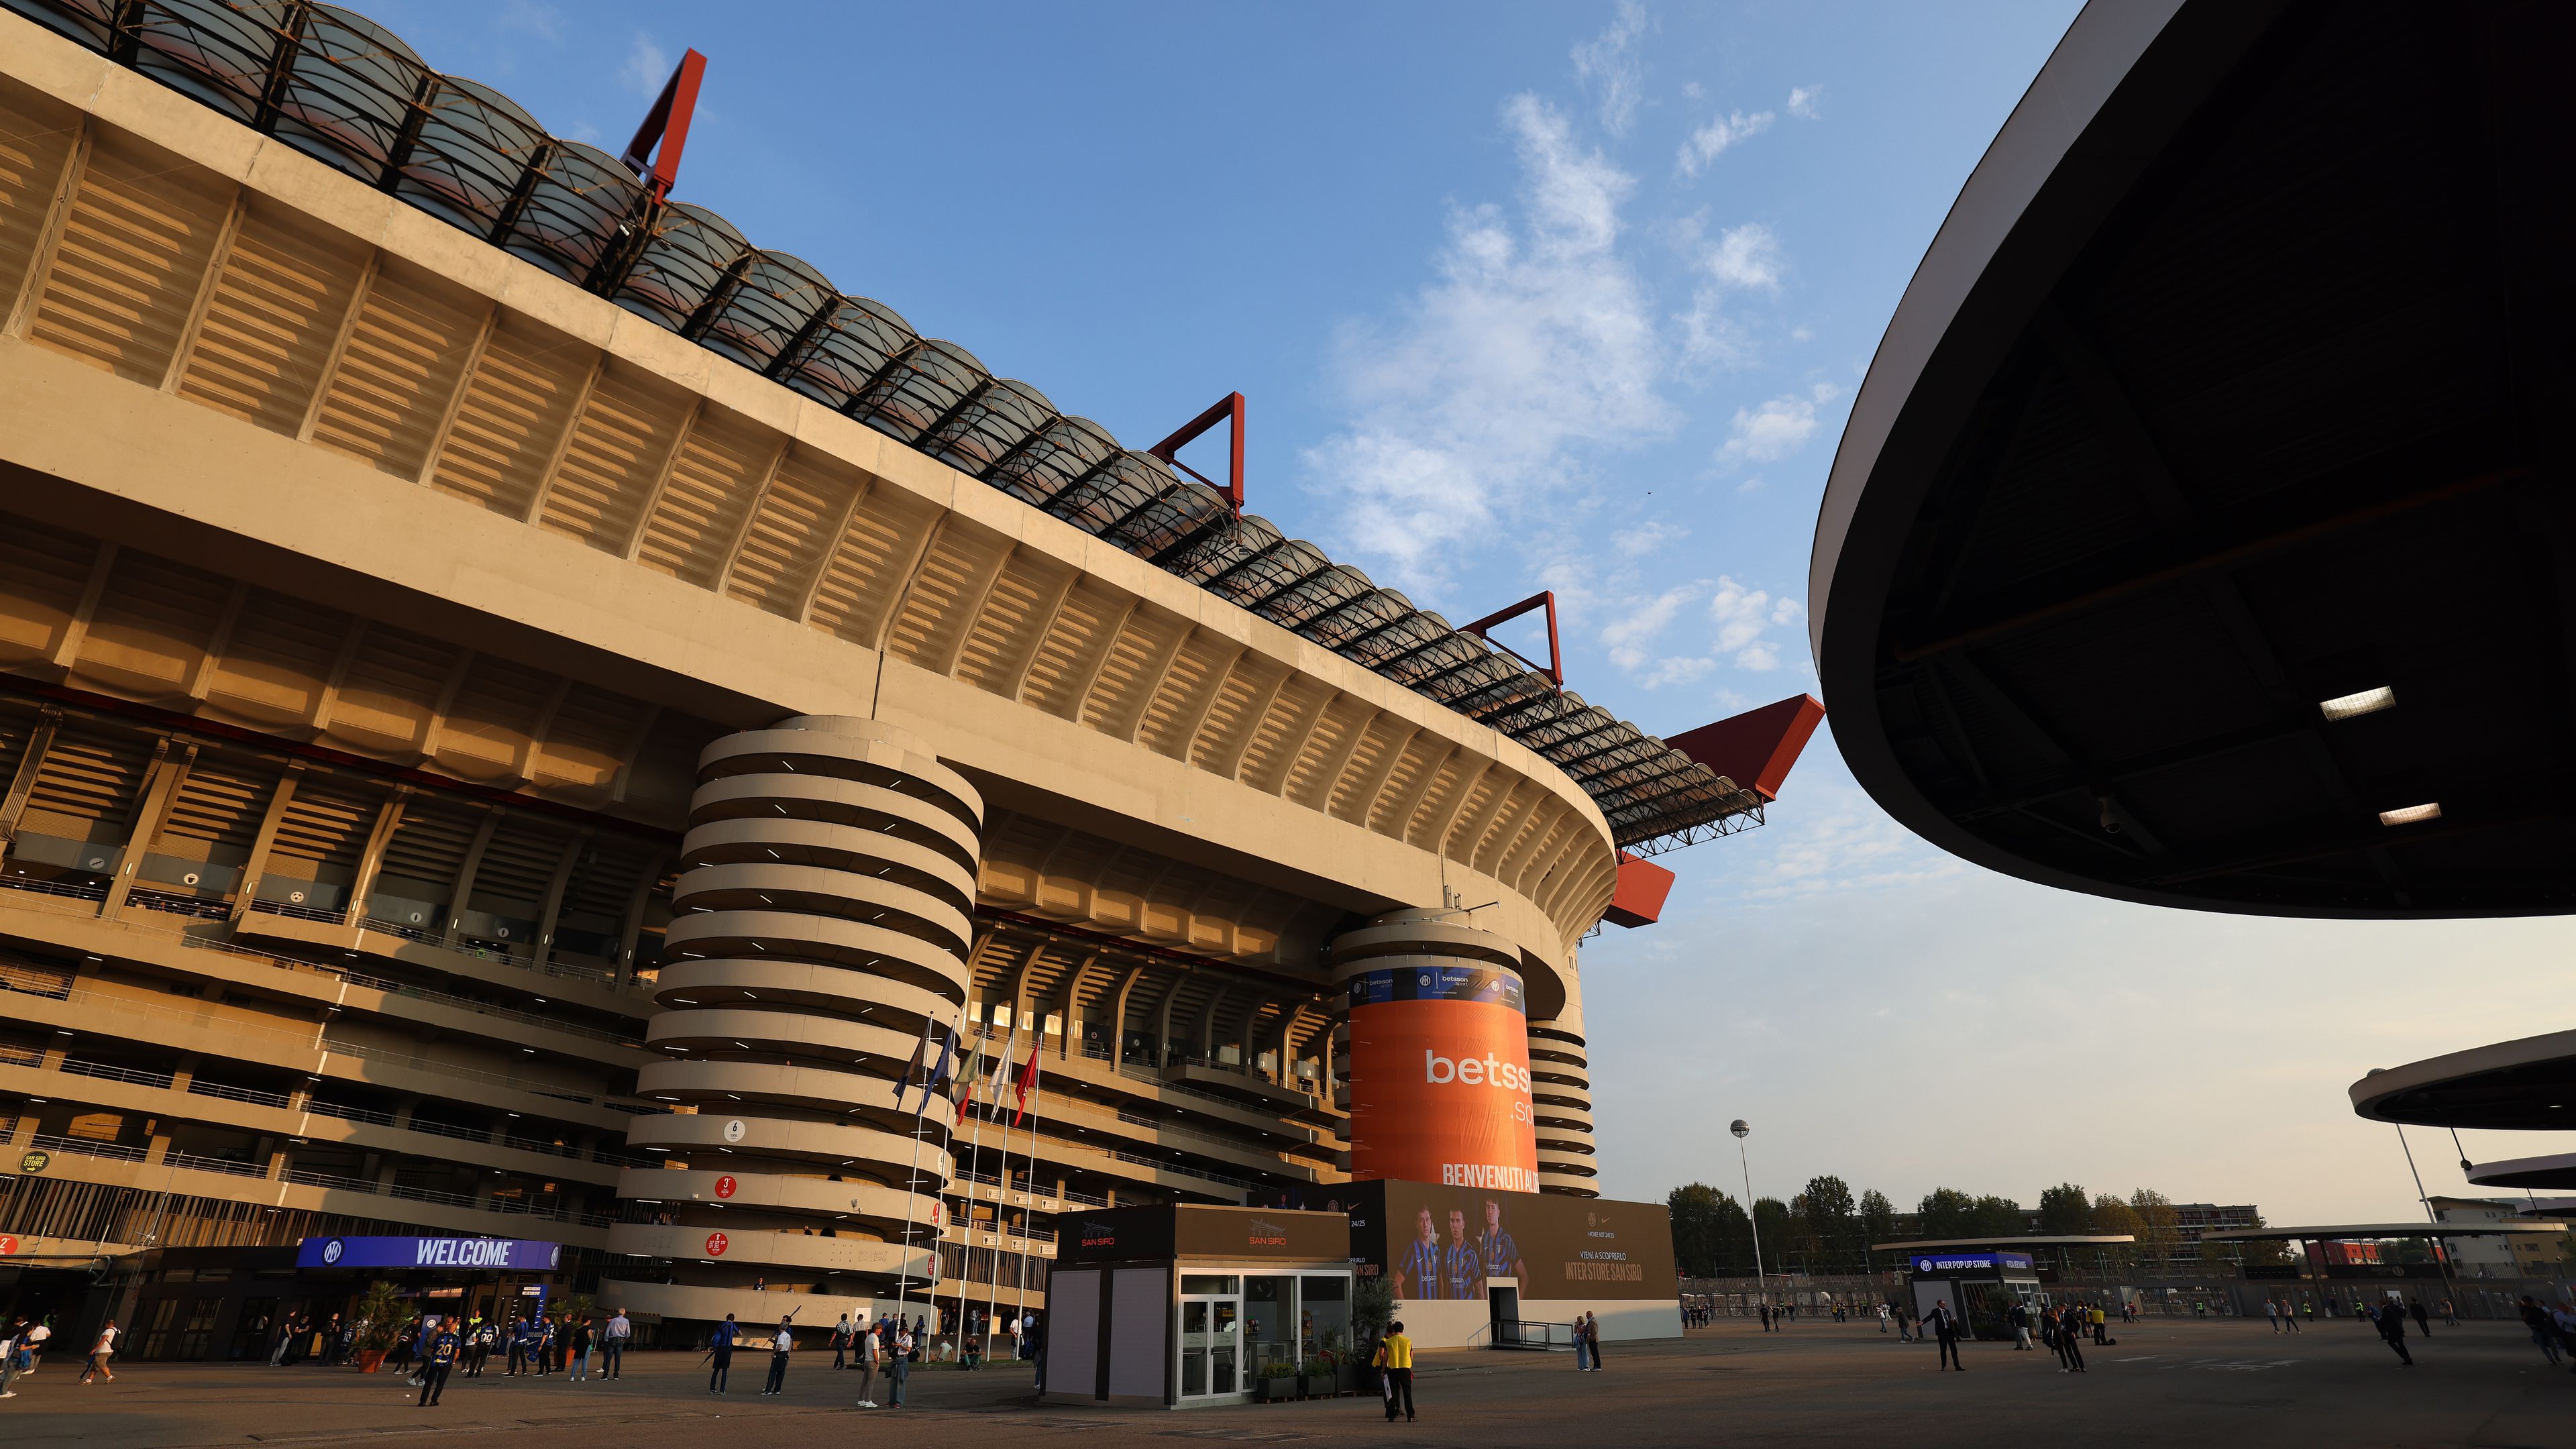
(2202, 1223, 2569, 1242)
(1808, 0, 2575, 916)
(2464, 1155, 2576, 1193)
(2349, 1030, 2576, 1132)
(7, 0, 1784, 856)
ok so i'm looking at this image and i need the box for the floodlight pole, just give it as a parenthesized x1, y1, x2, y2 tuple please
(2392, 1124, 2461, 1319)
(1731, 1120, 1766, 1311)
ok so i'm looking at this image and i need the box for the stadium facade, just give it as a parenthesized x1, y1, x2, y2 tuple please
(0, 2, 1808, 1347)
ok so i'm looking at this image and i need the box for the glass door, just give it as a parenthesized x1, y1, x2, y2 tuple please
(1178, 1275, 1243, 1401)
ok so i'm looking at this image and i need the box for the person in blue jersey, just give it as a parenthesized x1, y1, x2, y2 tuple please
(1478, 1198, 1525, 1284)
(417, 1319, 460, 1407)
(1443, 1208, 1481, 1300)
(1396, 1206, 1446, 1299)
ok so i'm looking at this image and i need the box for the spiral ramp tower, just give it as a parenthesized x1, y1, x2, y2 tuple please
(1528, 1008, 1599, 1197)
(606, 717, 979, 1323)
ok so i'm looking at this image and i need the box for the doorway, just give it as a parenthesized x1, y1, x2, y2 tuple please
(1178, 1275, 1242, 1401)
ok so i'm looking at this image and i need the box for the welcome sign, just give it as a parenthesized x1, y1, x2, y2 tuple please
(296, 1236, 564, 1271)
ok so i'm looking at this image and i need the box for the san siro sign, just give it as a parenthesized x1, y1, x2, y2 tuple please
(296, 1236, 564, 1271)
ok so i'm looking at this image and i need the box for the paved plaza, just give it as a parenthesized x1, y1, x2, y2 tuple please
(0, 1317, 2565, 1448)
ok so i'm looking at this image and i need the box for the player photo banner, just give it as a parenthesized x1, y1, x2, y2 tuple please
(1344, 1180, 1678, 1303)
(1344, 965, 1539, 1193)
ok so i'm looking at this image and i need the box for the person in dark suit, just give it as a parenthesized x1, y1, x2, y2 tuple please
(1921, 1299, 1965, 1372)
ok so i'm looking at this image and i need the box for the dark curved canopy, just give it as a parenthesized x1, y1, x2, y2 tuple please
(1811, 0, 2576, 917)
(2349, 1030, 2576, 1132)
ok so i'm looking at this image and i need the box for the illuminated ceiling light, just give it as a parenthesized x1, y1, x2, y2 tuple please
(2320, 686, 2397, 721)
(2379, 802, 2442, 827)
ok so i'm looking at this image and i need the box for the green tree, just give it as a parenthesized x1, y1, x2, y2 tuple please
(1799, 1175, 1857, 1271)
(1858, 1189, 1897, 1268)
(2130, 1188, 2181, 1268)
(1970, 1195, 2025, 1237)
(1668, 1183, 1727, 1279)
(2090, 1193, 2145, 1271)
(1753, 1197, 1792, 1275)
(1715, 1193, 1756, 1276)
(1919, 1187, 1977, 1238)
(2037, 1183, 2092, 1238)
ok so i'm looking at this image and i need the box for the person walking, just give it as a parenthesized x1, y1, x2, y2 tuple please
(2263, 1297, 2280, 1334)
(2288, 1298, 2305, 1332)
(78, 1318, 119, 1383)
(2408, 1297, 2431, 1338)
(1921, 1299, 1964, 1373)
(568, 1314, 593, 1382)
(831, 1314, 852, 1371)
(2007, 1299, 2033, 1350)
(2373, 1300, 2415, 1366)
(417, 1320, 459, 1407)
(1586, 1311, 1606, 1368)
(1894, 1303, 1915, 1343)
(2519, 1296, 2563, 1366)
(21, 1318, 47, 1376)
(706, 1313, 739, 1393)
(1876, 1303, 1890, 1334)
(1377, 1320, 1416, 1423)
(852, 1318, 881, 1407)
(2439, 1297, 2457, 1328)
(762, 1315, 796, 1395)
(888, 1322, 913, 1407)
(2057, 1309, 2087, 1374)
(602, 1308, 629, 1380)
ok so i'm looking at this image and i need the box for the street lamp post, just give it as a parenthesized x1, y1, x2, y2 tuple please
(1732, 1120, 1766, 1313)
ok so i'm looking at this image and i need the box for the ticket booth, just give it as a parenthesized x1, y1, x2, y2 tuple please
(1042, 1204, 1353, 1409)
(1901, 1250, 2041, 1340)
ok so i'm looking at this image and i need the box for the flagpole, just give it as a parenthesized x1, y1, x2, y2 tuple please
(892, 1008, 956, 1340)
(953, 1024, 986, 1344)
(1010, 1046, 1044, 1346)
(983, 1016, 1017, 1346)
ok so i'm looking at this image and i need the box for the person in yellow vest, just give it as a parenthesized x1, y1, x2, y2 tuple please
(1373, 1321, 1415, 1424)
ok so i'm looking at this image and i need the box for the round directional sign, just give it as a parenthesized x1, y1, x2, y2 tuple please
(17, 1150, 49, 1176)
(722, 1118, 747, 1144)
(714, 1174, 738, 1199)
(0, 1235, 18, 1255)
(705, 1232, 729, 1257)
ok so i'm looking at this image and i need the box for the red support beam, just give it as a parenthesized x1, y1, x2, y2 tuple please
(1603, 851, 1676, 929)
(1148, 392, 1246, 511)
(1664, 694, 1827, 802)
(1460, 590, 1564, 689)
(621, 48, 708, 201)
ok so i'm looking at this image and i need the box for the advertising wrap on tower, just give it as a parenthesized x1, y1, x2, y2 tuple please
(1343, 1180, 1677, 1301)
(1344, 963, 1539, 1193)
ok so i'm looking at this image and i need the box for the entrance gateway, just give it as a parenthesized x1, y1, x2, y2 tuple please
(113, 1236, 570, 1362)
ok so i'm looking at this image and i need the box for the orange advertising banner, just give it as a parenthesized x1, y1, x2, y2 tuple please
(1345, 966, 1538, 1193)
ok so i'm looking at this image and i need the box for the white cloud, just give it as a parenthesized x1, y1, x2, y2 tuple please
(1613, 520, 1686, 555)
(1303, 96, 1672, 588)
(620, 34, 671, 97)
(1720, 381, 1841, 465)
(1678, 222, 1782, 370)
(1677, 108, 1774, 176)
(1570, 1, 1652, 138)
(1602, 583, 1701, 669)
(1787, 85, 1823, 119)
(1709, 576, 1774, 653)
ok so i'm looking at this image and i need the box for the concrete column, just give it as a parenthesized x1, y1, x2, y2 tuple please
(604, 716, 981, 1320)
(0, 707, 60, 870)
(1328, 909, 1540, 1195)
(229, 765, 302, 921)
(345, 790, 408, 924)
(101, 740, 195, 918)
(439, 811, 501, 946)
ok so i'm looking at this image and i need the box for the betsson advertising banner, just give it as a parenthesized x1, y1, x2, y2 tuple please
(1344, 964, 1538, 1194)
(1344, 1180, 1677, 1301)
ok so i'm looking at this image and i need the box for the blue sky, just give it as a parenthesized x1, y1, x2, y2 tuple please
(380, 1, 2576, 1224)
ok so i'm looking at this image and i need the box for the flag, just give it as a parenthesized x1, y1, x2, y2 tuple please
(952, 1037, 982, 1125)
(990, 1009, 1020, 1106)
(1011, 1039, 1040, 1125)
(918, 1018, 958, 1114)
(900, 1027, 930, 1112)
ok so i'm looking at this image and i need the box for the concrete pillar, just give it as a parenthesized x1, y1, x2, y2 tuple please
(605, 716, 981, 1317)
(1328, 909, 1540, 1195)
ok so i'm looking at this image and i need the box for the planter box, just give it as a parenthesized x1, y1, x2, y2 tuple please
(1258, 1375, 1297, 1402)
(356, 1349, 388, 1373)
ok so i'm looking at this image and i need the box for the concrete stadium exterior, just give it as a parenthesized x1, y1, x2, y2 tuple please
(0, 5, 1783, 1344)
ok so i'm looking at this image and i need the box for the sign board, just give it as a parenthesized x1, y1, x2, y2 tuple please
(1905, 1252, 2036, 1274)
(1345, 966, 1539, 1195)
(1345, 1180, 1677, 1301)
(1059, 1205, 1350, 1266)
(17, 1150, 48, 1176)
(297, 1236, 564, 1271)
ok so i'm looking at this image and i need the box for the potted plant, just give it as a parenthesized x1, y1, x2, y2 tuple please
(1323, 1328, 1358, 1395)
(1297, 1352, 1336, 1398)
(1257, 1360, 1297, 1402)
(352, 1281, 404, 1372)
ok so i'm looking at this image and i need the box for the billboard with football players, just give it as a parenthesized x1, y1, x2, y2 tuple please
(1342, 1179, 1676, 1301)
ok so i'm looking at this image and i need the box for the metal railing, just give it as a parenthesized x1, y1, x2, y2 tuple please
(187, 1079, 293, 1109)
(30, 1131, 145, 1163)
(60, 1059, 174, 1089)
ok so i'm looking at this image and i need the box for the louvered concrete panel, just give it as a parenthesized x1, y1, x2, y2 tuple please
(883, 519, 1006, 673)
(201, 584, 339, 727)
(27, 129, 231, 384)
(427, 313, 588, 518)
(1078, 608, 1187, 739)
(724, 449, 861, 618)
(803, 479, 936, 648)
(433, 654, 551, 782)
(0, 517, 95, 665)
(537, 362, 691, 555)
(1133, 630, 1232, 761)
(70, 547, 227, 700)
(953, 548, 1063, 695)
(308, 259, 481, 479)
(1236, 677, 1328, 795)
(634, 402, 770, 588)
(1282, 696, 1371, 811)
(174, 203, 364, 435)
(1015, 580, 1128, 719)
(323, 621, 458, 757)
(0, 80, 74, 317)
(1187, 654, 1282, 775)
